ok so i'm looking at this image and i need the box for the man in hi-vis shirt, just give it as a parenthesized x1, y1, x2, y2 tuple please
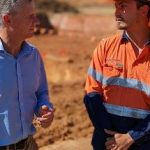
(84, 0, 150, 149)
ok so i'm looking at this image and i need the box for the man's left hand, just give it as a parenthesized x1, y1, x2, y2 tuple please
(105, 129, 134, 150)
(36, 105, 54, 128)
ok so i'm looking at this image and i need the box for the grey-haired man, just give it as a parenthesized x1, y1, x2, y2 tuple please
(0, 0, 54, 149)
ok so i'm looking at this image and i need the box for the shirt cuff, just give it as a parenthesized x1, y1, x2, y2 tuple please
(128, 130, 146, 145)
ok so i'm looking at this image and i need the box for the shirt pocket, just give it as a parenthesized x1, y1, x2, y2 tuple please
(103, 64, 122, 78)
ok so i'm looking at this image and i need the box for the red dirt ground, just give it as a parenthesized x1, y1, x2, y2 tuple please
(28, 3, 117, 148)
(29, 32, 100, 147)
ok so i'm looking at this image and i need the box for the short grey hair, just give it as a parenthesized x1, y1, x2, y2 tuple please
(0, 0, 32, 26)
(0, 0, 20, 15)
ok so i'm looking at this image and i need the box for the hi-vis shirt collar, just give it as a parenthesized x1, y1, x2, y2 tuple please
(121, 31, 150, 46)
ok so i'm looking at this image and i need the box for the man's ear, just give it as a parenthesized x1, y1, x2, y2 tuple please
(2, 14, 11, 26)
(140, 5, 149, 17)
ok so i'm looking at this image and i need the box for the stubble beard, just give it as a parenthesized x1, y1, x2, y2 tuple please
(116, 20, 128, 30)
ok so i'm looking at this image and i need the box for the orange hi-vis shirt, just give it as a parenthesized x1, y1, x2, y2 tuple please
(85, 32, 150, 119)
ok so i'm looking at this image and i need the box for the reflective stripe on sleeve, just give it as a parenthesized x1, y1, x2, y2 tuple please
(88, 67, 103, 83)
(104, 103, 150, 119)
(88, 67, 150, 96)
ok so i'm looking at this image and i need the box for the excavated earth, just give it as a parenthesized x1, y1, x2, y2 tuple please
(28, 1, 117, 149)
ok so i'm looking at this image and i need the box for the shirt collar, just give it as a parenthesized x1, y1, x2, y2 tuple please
(0, 40, 6, 52)
(122, 31, 128, 41)
(20, 41, 34, 56)
(0, 39, 33, 56)
(121, 31, 150, 46)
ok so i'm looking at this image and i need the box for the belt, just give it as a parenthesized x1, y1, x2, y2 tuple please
(0, 138, 28, 150)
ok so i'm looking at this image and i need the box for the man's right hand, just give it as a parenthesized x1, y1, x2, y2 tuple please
(105, 129, 134, 150)
(36, 105, 54, 128)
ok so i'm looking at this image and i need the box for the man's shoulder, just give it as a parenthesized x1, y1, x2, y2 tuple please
(25, 41, 38, 51)
(94, 32, 123, 54)
(23, 41, 40, 55)
(100, 32, 123, 45)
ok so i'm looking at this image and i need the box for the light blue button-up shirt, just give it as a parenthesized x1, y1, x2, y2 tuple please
(0, 40, 52, 146)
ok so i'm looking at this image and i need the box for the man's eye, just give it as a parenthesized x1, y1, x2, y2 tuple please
(119, 4, 127, 9)
(115, 3, 127, 10)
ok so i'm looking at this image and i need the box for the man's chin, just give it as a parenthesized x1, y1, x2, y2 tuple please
(117, 26, 127, 30)
(27, 32, 34, 38)
(116, 23, 127, 30)
(25, 34, 33, 39)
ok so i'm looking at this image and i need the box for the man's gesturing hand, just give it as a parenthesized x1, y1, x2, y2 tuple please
(36, 105, 54, 128)
(105, 129, 134, 150)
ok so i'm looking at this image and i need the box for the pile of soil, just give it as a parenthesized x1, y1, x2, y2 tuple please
(28, 0, 117, 148)
(29, 32, 98, 147)
(40, 138, 92, 150)
(28, 17, 115, 147)
(36, 0, 113, 12)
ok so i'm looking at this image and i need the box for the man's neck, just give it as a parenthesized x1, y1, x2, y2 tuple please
(0, 30, 23, 57)
(126, 27, 150, 49)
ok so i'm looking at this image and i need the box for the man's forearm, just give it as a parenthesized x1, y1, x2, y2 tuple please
(84, 92, 112, 131)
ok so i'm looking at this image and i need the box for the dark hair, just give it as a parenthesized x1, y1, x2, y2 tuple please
(136, 0, 150, 19)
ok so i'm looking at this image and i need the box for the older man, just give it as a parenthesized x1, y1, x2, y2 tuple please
(84, 0, 150, 149)
(0, 0, 54, 149)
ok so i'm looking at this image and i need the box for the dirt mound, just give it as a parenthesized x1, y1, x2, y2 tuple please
(29, 32, 96, 147)
(39, 138, 92, 150)
(28, 12, 116, 148)
(51, 14, 116, 35)
(37, 0, 79, 13)
(57, 0, 113, 7)
(36, 0, 113, 13)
